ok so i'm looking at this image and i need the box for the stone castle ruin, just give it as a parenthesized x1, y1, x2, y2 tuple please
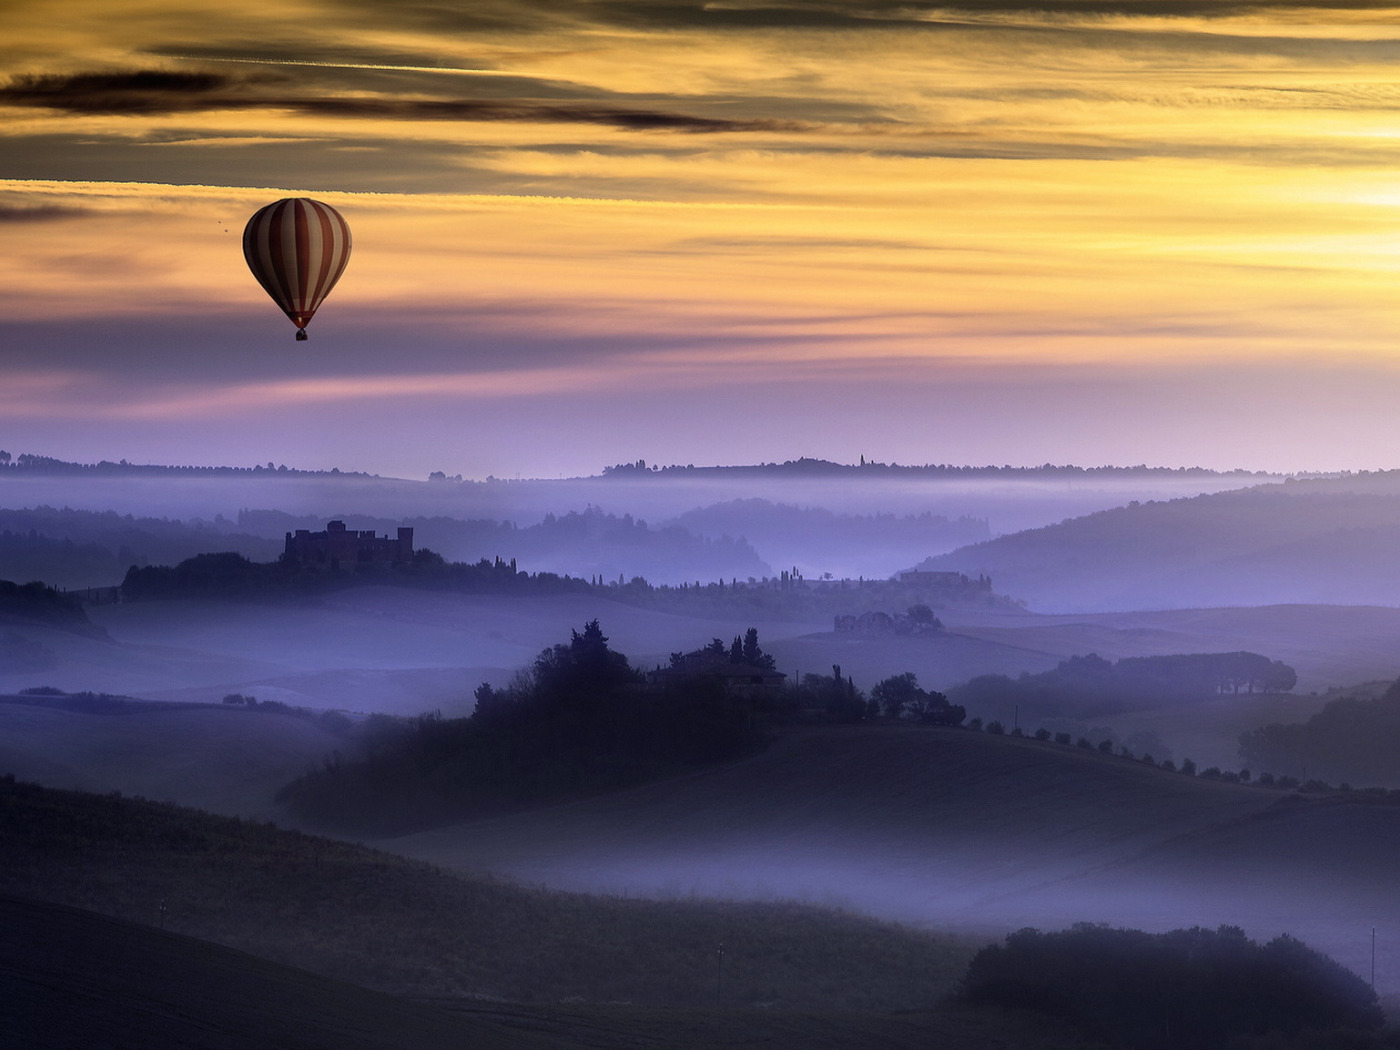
(283, 520, 413, 569)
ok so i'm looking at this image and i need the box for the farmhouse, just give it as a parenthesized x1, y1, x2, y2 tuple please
(283, 520, 414, 569)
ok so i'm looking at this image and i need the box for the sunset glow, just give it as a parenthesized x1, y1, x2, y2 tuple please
(7, 1, 1400, 476)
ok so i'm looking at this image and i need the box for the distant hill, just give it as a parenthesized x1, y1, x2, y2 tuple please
(917, 478, 1400, 611)
(0, 452, 373, 478)
(668, 498, 989, 580)
(0, 506, 282, 589)
(0, 451, 1289, 579)
(239, 507, 772, 586)
(602, 457, 1281, 482)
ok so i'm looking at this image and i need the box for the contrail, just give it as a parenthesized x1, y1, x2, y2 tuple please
(159, 55, 526, 78)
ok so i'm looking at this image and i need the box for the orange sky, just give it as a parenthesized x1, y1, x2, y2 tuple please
(5, 1, 1400, 476)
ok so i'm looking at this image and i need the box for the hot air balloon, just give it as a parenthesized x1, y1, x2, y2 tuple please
(242, 198, 352, 341)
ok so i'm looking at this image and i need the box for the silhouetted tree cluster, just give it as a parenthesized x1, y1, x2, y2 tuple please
(122, 552, 280, 598)
(0, 506, 283, 590)
(119, 549, 595, 601)
(1240, 676, 1400, 788)
(950, 651, 1297, 718)
(868, 672, 965, 725)
(0, 579, 100, 636)
(668, 627, 777, 674)
(959, 923, 1383, 1049)
(602, 457, 1269, 481)
(277, 621, 768, 833)
(0, 452, 368, 477)
(792, 664, 869, 723)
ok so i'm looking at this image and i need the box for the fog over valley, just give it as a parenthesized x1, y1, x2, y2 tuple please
(16, 0, 1400, 1039)
(5, 454, 1400, 1048)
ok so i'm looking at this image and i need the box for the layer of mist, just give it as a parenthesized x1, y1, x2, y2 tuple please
(0, 465, 1277, 586)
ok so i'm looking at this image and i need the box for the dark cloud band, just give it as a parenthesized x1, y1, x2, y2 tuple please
(0, 70, 804, 133)
(0, 205, 91, 223)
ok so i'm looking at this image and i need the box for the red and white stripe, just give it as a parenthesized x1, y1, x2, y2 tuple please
(242, 198, 352, 331)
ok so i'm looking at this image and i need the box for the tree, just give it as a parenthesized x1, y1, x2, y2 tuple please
(1264, 659, 1298, 694)
(741, 627, 776, 670)
(530, 618, 639, 704)
(797, 664, 867, 723)
(870, 672, 925, 720)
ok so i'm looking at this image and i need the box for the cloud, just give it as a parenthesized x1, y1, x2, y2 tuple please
(0, 71, 229, 114)
(0, 204, 89, 222)
(0, 69, 809, 133)
(353, 0, 1400, 33)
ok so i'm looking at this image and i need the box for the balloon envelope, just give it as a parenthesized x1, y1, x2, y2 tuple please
(242, 198, 352, 339)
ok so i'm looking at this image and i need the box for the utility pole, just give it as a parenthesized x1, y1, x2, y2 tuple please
(1373, 927, 1377, 991)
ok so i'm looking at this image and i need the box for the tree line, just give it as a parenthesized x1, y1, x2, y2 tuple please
(1239, 677, 1400, 788)
(949, 651, 1297, 719)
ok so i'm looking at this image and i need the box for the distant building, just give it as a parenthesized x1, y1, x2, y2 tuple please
(283, 520, 413, 569)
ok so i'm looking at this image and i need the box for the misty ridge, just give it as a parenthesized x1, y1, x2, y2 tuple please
(921, 474, 1400, 611)
(0, 452, 1297, 587)
(11, 452, 1400, 1047)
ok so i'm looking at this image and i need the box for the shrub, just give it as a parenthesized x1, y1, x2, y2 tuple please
(986, 720, 1005, 735)
(1076, 737, 1093, 750)
(1034, 728, 1051, 742)
(1180, 758, 1197, 776)
(1096, 739, 1113, 754)
(1054, 731, 1072, 745)
(958, 924, 1382, 1048)
(968, 717, 983, 731)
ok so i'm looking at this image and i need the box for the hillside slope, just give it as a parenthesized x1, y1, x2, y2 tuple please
(387, 726, 1400, 993)
(0, 894, 569, 1050)
(921, 481, 1400, 612)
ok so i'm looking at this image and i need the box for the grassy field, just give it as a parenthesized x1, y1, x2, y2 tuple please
(0, 774, 982, 1012)
(2, 891, 1096, 1050)
(4, 703, 1400, 1044)
(385, 724, 1400, 996)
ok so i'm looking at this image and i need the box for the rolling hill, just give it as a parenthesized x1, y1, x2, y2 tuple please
(919, 477, 1400, 612)
(0, 890, 1087, 1050)
(0, 894, 571, 1050)
(4, 697, 1398, 1027)
(384, 725, 1400, 996)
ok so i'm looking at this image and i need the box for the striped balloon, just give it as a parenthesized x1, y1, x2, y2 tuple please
(242, 198, 352, 341)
